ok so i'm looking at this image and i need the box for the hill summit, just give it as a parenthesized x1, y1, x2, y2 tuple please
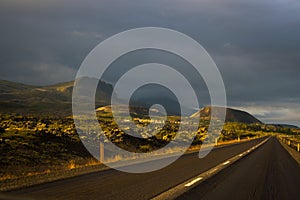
(191, 106, 262, 124)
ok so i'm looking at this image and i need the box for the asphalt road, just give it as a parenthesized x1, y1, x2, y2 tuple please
(177, 137, 300, 200)
(3, 138, 266, 200)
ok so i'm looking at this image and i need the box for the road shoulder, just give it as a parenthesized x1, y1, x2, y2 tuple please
(278, 137, 300, 165)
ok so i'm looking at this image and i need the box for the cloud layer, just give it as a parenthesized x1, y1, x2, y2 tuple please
(0, 0, 299, 125)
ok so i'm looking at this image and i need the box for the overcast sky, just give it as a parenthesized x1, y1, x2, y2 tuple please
(0, 0, 299, 126)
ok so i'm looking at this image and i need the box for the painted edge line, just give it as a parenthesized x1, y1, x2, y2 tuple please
(222, 161, 230, 165)
(151, 137, 270, 200)
(184, 177, 203, 187)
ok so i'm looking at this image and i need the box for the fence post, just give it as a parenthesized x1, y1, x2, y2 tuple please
(100, 135, 104, 163)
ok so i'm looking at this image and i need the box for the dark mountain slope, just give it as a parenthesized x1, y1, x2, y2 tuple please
(191, 106, 262, 124)
(0, 78, 113, 116)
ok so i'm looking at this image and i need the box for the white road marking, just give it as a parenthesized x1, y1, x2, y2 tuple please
(210, 168, 218, 173)
(152, 137, 271, 200)
(184, 177, 203, 187)
(223, 161, 230, 165)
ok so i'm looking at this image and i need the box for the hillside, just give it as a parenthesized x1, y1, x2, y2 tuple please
(191, 106, 262, 124)
(0, 79, 294, 127)
(269, 124, 299, 129)
(0, 79, 262, 124)
(0, 78, 113, 116)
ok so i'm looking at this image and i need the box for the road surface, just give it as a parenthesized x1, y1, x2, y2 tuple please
(177, 137, 300, 200)
(5, 137, 300, 200)
(4, 138, 266, 200)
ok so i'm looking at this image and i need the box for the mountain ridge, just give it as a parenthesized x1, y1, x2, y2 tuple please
(1, 79, 296, 128)
(0, 78, 113, 116)
(191, 106, 262, 124)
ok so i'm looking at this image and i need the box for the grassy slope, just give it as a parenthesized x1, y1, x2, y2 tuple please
(0, 78, 112, 116)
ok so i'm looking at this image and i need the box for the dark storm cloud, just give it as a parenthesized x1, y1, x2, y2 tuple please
(0, 0, 299, 124)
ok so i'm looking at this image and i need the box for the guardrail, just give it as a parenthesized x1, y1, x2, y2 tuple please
(278, 135, 300, 152)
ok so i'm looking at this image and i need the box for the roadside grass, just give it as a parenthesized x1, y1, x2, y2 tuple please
(277, 134, 300, 152)
(0, 114, 297, 188)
